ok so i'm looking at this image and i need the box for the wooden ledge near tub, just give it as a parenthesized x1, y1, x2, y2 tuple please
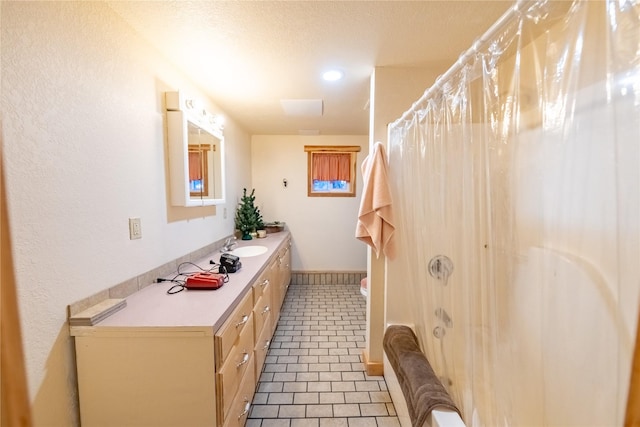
(362, 348, 384, 376)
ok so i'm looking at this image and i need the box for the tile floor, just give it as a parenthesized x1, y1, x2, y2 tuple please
(247, 283, 400, 427)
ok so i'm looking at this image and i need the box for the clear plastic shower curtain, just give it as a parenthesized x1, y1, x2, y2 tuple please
(386, 1, 640, 426)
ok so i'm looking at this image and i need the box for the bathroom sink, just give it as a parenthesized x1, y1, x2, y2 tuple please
(231, 245, 268, 257)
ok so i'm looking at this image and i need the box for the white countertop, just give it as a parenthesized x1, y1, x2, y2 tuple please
(71, 232, 290, 335)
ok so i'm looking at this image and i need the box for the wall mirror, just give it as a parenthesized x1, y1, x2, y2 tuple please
(165, 91, 225, 207)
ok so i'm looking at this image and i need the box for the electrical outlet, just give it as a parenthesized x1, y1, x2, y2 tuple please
(223, 207, 227, 219)
(129, 217, 142, 240)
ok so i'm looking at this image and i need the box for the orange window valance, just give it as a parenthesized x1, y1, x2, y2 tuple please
(188, 151, 202, 181)
(312, 152, 351, 182)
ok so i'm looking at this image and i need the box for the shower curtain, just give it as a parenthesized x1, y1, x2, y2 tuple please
(385, 1, 640, 425)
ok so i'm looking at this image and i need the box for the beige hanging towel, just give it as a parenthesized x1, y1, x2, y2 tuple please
(356, 141, 395, 259)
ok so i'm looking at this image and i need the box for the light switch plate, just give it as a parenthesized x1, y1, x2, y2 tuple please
(129, 218, 142, 240)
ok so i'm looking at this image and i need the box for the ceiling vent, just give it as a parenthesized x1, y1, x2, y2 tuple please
(280, 99, 324, 117)
(298, 129, 320, 135)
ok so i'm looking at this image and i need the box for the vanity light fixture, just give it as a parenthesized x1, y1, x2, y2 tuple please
(322, 69, 344, 82)
(210, 114, 225, 130)
(183, 97, 225, 133)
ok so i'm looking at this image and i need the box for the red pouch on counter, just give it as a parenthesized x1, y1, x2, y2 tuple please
(185, 272, 225, 290)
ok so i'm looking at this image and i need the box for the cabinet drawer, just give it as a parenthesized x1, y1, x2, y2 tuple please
(253, 288, 271, 342)
(215, 291, 253, 366)
(252, 269, 271, 305)
(217, 315, 254, 422)
(222, 360, 256, 427)
(254, 315, 272, 380)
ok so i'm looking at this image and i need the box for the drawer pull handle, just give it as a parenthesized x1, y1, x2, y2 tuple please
(261, 306, 270, 315)
(236, 352, 249, 368)
(235, 315, 249, 328)
(238, 399, 251, 420)
(262, 340, 271, 350)
(261, 279, 269, 287)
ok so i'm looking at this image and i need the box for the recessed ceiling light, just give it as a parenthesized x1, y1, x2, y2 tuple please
(322, 70, 344, 82)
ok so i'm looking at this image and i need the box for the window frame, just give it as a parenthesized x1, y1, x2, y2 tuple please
(188, 143, 212, 198)
(304, 145, 361, 197)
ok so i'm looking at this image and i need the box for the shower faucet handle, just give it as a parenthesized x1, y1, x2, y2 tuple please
(428, 255, 454, 281)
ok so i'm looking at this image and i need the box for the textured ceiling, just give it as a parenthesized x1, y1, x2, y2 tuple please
(107, 1, 513, 135)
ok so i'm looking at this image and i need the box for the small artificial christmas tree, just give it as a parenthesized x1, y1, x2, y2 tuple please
(235, 188, 264, 240)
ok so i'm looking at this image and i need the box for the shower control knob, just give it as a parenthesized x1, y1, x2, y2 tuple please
(428, 255, 454, 281)
(433, 326, 446, 339)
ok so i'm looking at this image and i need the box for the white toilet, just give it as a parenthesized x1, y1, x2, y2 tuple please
(360, 277, 368, 297)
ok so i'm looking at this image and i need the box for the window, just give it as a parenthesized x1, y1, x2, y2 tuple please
(188, 144, 212, 198)
(304, 145, 361, 197)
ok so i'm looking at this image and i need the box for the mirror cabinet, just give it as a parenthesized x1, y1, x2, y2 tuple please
(165, 91, 225, 207)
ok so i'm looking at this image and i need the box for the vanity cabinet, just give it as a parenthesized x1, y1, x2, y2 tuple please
(73, 330, 217, 426)
(215, 291, 254, 425)
(252, 268, 273, 379)
(271, 238, 292, 330)
(224, 363, 256, 427)
(71, 233, 291, 427)
(280, 239, 292, 299)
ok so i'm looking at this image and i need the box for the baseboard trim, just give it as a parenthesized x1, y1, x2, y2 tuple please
(290, 271, 366, 286)
(362, 350, 384, 376)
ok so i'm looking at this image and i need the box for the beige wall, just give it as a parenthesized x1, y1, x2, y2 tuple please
(370, 67, 443, 146)
(1, 3, 251, 425)
(251, 135, 368, 272)
(367, 67, 442, 365)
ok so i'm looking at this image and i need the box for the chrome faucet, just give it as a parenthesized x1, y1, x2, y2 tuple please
(221, 236, 237, 253)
